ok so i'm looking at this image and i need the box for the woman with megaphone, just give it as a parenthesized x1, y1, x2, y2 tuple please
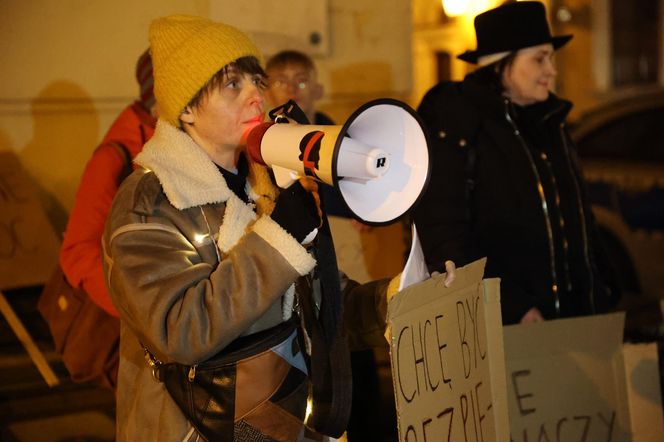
(101, 14, 454, 442)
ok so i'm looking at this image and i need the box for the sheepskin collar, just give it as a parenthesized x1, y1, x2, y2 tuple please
(135, 120, 278, 213)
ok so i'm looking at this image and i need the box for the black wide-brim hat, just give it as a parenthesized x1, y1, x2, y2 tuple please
(458, 1, 573, 64)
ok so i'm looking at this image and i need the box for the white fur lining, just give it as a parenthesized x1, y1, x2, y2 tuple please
(217, 195, 257, 253)
(252, 216, 316, 276)
(134, 120, 233, 210)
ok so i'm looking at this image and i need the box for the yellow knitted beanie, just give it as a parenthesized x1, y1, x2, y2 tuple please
(149, 15, 263, 126)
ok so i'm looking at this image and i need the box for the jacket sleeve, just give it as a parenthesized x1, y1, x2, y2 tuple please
(60, 144, 128, 317)
(103, 194, 316, 365)
(342, 276, 391, 351)
(413, 87, 478, 273)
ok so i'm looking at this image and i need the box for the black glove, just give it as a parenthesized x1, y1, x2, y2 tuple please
(271, 180, 321, 243)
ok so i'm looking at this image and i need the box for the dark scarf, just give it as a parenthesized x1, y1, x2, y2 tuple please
(217, 154, 249, 203)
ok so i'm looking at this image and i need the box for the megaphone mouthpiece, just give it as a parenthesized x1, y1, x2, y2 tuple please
(246, 122, 274, 165)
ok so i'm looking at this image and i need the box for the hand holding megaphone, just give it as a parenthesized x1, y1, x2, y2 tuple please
(270, 178, 322, 244)
(246, 98, 431, 225)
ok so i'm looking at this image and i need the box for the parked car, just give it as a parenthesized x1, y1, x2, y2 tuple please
(570, 90, 664, 336)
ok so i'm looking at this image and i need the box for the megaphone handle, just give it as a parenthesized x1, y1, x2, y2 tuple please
(268, 99, 310, 124)
(272, 165, 300, 189)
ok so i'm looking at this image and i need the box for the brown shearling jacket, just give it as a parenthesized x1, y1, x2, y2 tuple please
(102, 121, 388, 441)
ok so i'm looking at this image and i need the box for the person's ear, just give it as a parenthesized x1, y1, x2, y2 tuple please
(180, 106, 195, 125)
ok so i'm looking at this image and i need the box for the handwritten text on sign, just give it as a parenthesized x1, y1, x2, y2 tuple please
(509, 368, 616, 441)
(392, 288, 496, 442)
(503, 314, 631, 442)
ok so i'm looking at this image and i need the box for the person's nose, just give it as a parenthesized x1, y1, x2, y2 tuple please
(246, 83, 265, 109)
(284, 81, 298, 97)
(546, 58, 557, 77)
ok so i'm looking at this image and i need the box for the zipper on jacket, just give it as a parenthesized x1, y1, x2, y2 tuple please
(200, 207, 221, 263)
(504, 100, 560, 314)
(559, 124, 595, 313)
(538, 151, 573, 293)
(143, 346, 163, 382)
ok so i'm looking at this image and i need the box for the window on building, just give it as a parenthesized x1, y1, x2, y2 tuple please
(611, 0, 661, 86)
(436, 51, 452, 83)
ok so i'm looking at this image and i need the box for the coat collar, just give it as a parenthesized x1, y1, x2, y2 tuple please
(134, 120, 278, 212)
(135, 120, 234, 210)
(462, 73, 572, 125)
(134, 119, 282, 255)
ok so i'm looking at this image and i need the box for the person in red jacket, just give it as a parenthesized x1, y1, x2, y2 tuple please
(60, 49, 157, 317)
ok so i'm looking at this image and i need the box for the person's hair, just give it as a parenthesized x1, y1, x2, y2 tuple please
(471, 52, 518, 93)
(186, 56, 267, 110)
(265, 50, 316, 73)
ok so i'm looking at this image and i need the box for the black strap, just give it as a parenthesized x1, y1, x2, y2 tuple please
(108, 142, 133, 185)
(297, 217, 352, 438)
(268, 100, 310, 125)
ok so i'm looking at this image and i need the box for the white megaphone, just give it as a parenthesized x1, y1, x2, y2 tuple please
(246, 98, 430, 225)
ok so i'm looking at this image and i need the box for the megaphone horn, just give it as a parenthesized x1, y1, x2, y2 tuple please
(246, 98, 431, 225)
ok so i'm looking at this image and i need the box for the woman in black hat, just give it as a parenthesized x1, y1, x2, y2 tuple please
(413, 1, 620, 325)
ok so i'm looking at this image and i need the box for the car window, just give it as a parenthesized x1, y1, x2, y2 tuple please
(575, 107, 664, 161)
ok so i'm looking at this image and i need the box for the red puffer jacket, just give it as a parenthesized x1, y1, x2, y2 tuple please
(60, 102, 156, 316)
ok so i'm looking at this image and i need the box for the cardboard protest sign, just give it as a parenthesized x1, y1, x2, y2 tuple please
(623, 342, 664, 442)
(0, 151, 60, 289)
(387, 259, 509, 441)
(503, 313, 636, 441)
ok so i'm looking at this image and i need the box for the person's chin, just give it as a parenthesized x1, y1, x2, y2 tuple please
(535, 90, 549, 102)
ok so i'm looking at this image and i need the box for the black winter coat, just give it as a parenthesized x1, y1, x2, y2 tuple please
(413, 73, 619, 325)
